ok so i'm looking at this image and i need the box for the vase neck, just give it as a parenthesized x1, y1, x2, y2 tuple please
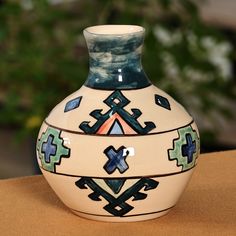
(83, 25, 151, 90)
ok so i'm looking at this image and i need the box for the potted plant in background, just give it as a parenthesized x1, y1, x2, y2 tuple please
(0, 0, 235, 177)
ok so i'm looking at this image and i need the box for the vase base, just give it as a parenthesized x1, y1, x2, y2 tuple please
(70, 208, 173, 222)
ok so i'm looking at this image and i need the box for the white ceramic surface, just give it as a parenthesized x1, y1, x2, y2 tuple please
(36, 25, 200, 222)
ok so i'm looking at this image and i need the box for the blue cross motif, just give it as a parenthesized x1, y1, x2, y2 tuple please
(42, 135, 57, 163)
(103, 146, 130, 174)
(182, 133, 196, 164)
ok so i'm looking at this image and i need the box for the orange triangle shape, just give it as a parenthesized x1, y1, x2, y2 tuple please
(96, 113, 137, 135)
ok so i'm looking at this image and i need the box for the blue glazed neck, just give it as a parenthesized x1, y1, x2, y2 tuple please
(83, 25, 151, 90)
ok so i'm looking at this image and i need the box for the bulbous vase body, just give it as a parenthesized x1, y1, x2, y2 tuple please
(36, 25, 200, 222)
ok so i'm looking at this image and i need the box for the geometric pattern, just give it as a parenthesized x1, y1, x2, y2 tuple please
(154, 94, 171, 110)
(168, 125, 200, 171)
(107, 119, 124, 135)
(103, 146, 131, 174)
(42, 135, 57, 163)
(104, 179, 126, 194)
(182, 133, 196, 164)
(79, 90, 156, 135)
(75, 177, 159, 216)
(37, 127, 70, 172)
(64, 96, 82, 112)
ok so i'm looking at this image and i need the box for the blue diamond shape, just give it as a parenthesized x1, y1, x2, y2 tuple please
(155, 94, 171, 110)
(64, 96, 82, 112)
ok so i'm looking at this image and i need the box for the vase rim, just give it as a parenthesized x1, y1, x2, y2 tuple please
(84, 25, 145, 36)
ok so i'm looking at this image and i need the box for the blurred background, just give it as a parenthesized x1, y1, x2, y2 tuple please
(0, 0, 235, 179)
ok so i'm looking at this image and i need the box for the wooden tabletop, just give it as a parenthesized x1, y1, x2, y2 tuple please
(0, 150, 236, 236)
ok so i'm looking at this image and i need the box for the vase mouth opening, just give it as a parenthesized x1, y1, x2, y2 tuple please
(84, 25, 145, 36)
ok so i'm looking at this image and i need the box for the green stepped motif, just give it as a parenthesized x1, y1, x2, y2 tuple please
(37, 127, 70, 172)
(168, 125, 200, 171)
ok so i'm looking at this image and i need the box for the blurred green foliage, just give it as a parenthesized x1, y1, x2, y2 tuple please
(0, 0, 235, 147)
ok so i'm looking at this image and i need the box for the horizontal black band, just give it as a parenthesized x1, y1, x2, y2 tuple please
(70, 205, 175, 218)
(40, 164, 196, 179)
(44, 119, 194, 137)
(84, 83, 152, 91)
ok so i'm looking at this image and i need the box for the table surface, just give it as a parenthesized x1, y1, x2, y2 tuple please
(0, 150, 236, 236)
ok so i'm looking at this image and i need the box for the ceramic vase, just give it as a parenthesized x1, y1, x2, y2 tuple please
(36, 25, 200, 222)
